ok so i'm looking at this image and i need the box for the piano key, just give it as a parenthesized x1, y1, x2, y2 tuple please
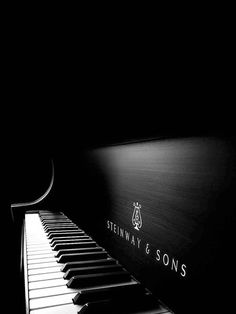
(27, 241, 49, 245)
(55, 247, 104, 258)
(48, 231, 84, 239)
(41, 218, 71, 222)
(27, 240, 50, 245)
(46, 228, 80, 235)
(28, 266, 61, 275)
(42, 221, 74, 225)
(57, 251, 108, 263)
(45, 227, 78, 233)
(27, 247, 52, 253)
(61, 258, 117, 272)
(49, 235, 90, 243)
(44, 222, 77, 226)
(27, 241, 50, 246)
(43, 221, 73, 226)
(30, 303, 82, 314)
(29, 292, 78, 310)
(28, 257, 56, 264)
(51, 238, 91, 247)
(44, 224, 77, 230)
(41, 215, 68, 218)
(42, 221, 73, 224)
(67, 270, 131, 288)
(64, 264, 123, 279)
(28, 261, 59, 269)
(27, 250, 54, 255)
(29, 278, 66, 290)
(73, 281, 144, 304)
(27, 246, 51, 251)
(52, 241, 97, 250)
(43, 218, 73, 222)
(44, 225, 79, 231)
(29, 285, 78, 298)
(29, 272, 64, 282)
(78, 294, 169, 314)
(45, 226, 80, 231)
(28, 253, 55, 259)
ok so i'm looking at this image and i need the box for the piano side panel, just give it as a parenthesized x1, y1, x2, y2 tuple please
(75, 137, 236, 313)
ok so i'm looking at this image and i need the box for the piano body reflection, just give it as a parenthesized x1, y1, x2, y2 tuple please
(11, 136, 236, 313)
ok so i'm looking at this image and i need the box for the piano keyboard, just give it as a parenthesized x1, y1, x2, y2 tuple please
(24, 211, 173, 313)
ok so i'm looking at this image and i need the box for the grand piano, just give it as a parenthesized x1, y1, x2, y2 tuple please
(10, 133, 236, 313)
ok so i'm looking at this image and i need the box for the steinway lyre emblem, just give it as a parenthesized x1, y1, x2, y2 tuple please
(132, 202, 142, 231)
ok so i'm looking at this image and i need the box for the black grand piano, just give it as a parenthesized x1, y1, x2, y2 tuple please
(9, 131, 236, 313)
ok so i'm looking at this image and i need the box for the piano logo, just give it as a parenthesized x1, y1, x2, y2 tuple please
(132, 202, 142, 231)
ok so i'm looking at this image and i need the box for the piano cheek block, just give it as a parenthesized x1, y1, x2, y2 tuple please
(67, 271, 131, 288)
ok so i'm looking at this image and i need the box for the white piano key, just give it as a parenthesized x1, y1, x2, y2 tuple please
(29, 272, 64, 282)
(27, 243, 50, 247)
(27, 247, 52, 253)
(28, 266, 61, 275)
(29, 285, 78, 298)
(27, 250, 54, 256)
(27, 253, 55, 259)
(29, 292, 77, 310)
(29, 278, 67, 290)
(28, 257, 56, 264)
(27, 245, 51, 249)
(27, 241, 49, 245)
(30, 303, 82, 314)
(28, 262, 59, 270)
(27, 238, 48, 243)
(27, 244, 50, 248)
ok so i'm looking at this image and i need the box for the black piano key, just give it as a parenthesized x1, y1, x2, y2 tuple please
(73, 282, 144, 304)
(43, 223, 76, 228)
(53, 241, 97, 251)
(40, 213, 68, 217)
(41, 217, 71, 221)
(58, 251, 108, 263)
(79, 294, 167, 314)
(50, 236, 90, 244)
(46, 228, 80, 234)
(45, 227, 80, 233)
(44, 226, 78, 232)
(41, 219, 71, 224)
(42, 222, 73, 226)
(49, 235, 92, 246)
(79, 300, 111, 314)
(42, 221, 72, 225)
(51, 237, 90, 243)
(55, 247, 104, 258)
(44, 223, 76, 227)
(47, 228, 82, 233)
(49, 233, 86, 240)
(64, 264, 123, 280)
(48, 231, 84, 239)
(67, 270, 130, 288)
(43, 220, 76, 228)
(44, 225, 77, 231)
(61, 258, 117, 272)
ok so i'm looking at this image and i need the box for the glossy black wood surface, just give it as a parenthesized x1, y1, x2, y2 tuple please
(72, 136, 236, 313)
(10, 135, 236, 314)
